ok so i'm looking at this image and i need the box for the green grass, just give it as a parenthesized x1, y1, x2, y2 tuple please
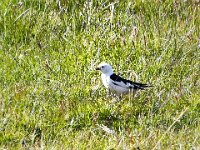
(0, 0, 199, 149)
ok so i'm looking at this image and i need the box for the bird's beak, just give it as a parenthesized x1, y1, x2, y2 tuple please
(96, 67, 100, 70)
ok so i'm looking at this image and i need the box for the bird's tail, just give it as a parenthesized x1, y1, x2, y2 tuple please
(131, 82, 153, 90)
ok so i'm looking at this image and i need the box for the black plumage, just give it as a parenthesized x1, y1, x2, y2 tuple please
(110, 73, 150, 90)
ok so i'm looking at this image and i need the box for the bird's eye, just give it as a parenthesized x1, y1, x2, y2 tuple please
(101, 66, 104, 69)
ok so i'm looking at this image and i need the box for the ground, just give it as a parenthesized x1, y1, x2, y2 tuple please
(0, 0, 199, 149)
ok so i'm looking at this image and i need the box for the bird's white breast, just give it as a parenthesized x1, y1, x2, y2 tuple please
(101, 74, 130, 94)
(101, 74, 110, 89)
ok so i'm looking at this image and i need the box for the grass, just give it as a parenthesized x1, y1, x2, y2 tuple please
(0, 0, 199, 149)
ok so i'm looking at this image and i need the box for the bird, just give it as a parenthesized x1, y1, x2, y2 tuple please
(96, 62, 151, 99)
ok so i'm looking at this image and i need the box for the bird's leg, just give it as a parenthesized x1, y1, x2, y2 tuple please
(116, 94, 123, 102)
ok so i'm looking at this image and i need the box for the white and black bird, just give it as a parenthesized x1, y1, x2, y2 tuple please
(96, 62, 151, 97)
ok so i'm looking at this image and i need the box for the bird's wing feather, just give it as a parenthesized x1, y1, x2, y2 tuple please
(110, 73, 150, 90)
(110, 74, 129, 88)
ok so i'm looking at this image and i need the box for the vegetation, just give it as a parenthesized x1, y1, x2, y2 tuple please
(0, 0, 199, 149)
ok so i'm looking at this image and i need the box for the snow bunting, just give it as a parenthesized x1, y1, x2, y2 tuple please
(96, 62, 151, 96)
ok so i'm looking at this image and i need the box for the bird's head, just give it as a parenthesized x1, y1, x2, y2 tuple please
(96, 62, 113, 75)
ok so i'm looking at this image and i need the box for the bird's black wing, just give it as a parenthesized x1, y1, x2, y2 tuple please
(110, 73, 150, 90)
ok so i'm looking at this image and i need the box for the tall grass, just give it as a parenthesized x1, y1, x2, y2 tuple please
(0, 0, 199, 149)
